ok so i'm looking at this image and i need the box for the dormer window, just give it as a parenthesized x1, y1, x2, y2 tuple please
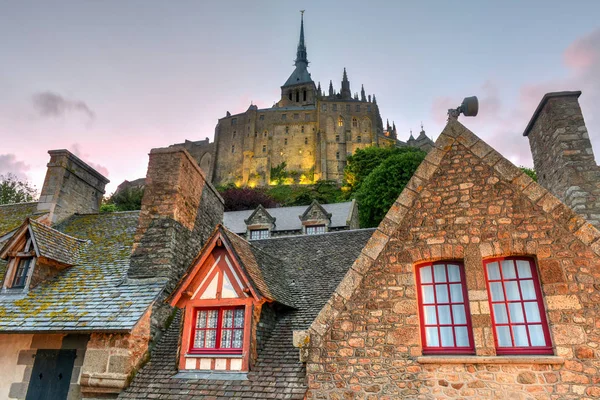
(190, 307, 245, 354)
(306, 225, 326, 235)
(249, 229, 270, 240)
(2, 232, 36, 291)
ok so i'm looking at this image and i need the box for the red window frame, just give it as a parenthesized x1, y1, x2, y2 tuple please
(189, 306, 245, 355)
(415, 261, 475, 355)
(483, 257, 552, 355)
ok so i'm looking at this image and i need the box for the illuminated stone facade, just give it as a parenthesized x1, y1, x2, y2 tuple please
(173, 14, 432, 187)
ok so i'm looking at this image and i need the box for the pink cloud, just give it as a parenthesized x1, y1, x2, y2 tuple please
(430, 28, 600, 168)
(69, 143, 110, 178)
(0, 154, 30, 179)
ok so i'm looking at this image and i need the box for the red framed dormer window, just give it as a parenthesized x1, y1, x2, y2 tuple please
(190, 306, 245, 354)
(484, 257, 552, 355)
(416, 261, 475, 355)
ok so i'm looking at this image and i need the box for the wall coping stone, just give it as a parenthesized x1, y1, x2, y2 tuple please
(417, 355, 565, 365)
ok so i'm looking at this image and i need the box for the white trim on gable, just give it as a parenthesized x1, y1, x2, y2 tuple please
(224, 255, 248, 297)
(192, 256, 221, 300)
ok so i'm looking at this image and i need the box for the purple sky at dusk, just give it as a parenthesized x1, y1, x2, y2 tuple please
(1, 1, 600, 194)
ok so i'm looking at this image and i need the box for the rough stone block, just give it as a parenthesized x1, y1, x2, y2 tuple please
(335, 268, 363, 301)
(82, 349, 109, 374)
(545, 295, 582, 310)
(361, 230, 389, 261)
(552, 324, 586, 345)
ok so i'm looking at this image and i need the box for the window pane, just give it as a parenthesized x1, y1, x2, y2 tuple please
(436, 285, 449, 303)
(452, 305, 466, 324)
(508, 303, 525, 323)
(450, 284, 463, 302)
(425, 327, 439, 347)
(233, 329, 244, 348)
(423, 306, 437, 324)
(520, 280, 536, 300)
(194, 330, 205, 348)
(438, 305, 451, 324)
(455, 326, 469, 347)
(222, 309, 233, 328)
(420, 266, 432, 283)
(528, 325, 546, 346)
(234, 309, 245, 327)
(205, 329, 217, 348)
(447, 264, 461, 282)
(487, 262, 501, 280)
(221, 329, 232, 348)
(197, 310, 207, 328)
(524, 302, 541, 323)
(505, 281, 521, 301)
(440, 327, 454, 347)
(422, 286, 435, 304)
(490, 282, 505, 301)
(207, 310, 218, 328)
(513, 325, 529, 346)
(493, 304, 508, 324)
(496, 326, 512, 347)
(434, 264, 447, 282)
(516, 260, 532, 278)
(502, 260, 517, 279)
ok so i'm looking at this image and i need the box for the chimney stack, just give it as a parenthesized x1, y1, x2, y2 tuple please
(524, 91, 600, 226)
(37, 150, 109, 224)
(128, 147, 224, 291)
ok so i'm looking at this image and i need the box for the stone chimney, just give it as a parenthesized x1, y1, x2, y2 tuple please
(128, 147, 224, 292)
(37, 149, 109, 224)
(524, 91, 600, 226)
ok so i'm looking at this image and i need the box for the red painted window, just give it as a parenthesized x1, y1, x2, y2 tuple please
(484, 257, 552, 355)
(190, 307, 245, 354)
(416, 261, 475, 354)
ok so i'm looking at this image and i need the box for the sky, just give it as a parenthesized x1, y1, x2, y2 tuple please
(1, 1, 600, 194)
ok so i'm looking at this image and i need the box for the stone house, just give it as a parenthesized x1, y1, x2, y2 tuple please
(0, 147, 223, 399)
(121, 90, 600, 399)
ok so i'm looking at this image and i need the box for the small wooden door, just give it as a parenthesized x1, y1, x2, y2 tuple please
(26, 349, 76, 400)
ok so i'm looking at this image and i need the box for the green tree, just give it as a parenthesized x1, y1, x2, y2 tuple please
(356, 151, 426, 228)
(344, 146, 424, 195)
(520, 166, 537, 182)
(0, 174, 37, 204)
(104, 187, 145, 212)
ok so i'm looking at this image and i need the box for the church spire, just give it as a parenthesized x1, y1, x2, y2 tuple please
(361, 84, 366, 102)
(341, 67, 351, 99)
(295, 10, 308, 67)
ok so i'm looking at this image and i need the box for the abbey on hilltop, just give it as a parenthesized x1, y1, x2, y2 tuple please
(169, 13, 433, 187)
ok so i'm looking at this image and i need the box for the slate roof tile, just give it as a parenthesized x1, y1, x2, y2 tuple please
(0, 211, 165, 332)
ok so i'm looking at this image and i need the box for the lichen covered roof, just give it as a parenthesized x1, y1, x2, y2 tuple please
(0, 202, 42, 237)
(0, 211, 165, 332)
(29, 220, 86, 266)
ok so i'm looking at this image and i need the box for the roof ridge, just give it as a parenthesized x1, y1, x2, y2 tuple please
(30, 219, 88, 243)
(252, 227, 376, 241)
(0, 201, 39, 207)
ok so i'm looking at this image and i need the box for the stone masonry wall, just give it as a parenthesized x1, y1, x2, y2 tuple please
(80, 309, 150, 398)
(37, 150, 109, 224)
(306, 122, 600, 399)
(526, 92, 600, 228)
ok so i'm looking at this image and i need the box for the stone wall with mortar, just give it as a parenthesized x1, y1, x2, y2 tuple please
(80, 309, 150, 398)
(526, 91, 600, 228)
(304, 120, 600, 399)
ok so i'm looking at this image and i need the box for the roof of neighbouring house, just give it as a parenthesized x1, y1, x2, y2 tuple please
(0, 211, 165, 333)
(119, 228, 376, 399)
(0, 202, 44, 242)
(223, 201, 355, 234)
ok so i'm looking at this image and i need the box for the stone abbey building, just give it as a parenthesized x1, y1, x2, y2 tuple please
(169, 14, 433, 187)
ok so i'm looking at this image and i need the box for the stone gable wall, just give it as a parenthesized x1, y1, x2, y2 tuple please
(306, 129, 600, 399)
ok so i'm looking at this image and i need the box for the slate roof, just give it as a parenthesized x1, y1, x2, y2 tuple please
(224, 201, 355, 234)
(0, 211, 165, 332)
(28, 219, 86, 266)
(120, 228, 375, 400)
(222, 228, 297, 308)
(0, 202, 42, 239)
